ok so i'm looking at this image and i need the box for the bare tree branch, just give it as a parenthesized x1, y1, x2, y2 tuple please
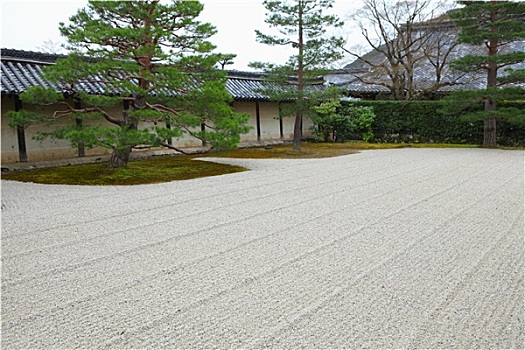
(159, 142, 212, 155)
(343, 0, 458, 99)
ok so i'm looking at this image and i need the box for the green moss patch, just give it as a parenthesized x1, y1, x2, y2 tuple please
(2, 142, 486, 186)
(205, 142, 361, 159)
(203, 141, 477, 159)
(2, 156, 247, 186)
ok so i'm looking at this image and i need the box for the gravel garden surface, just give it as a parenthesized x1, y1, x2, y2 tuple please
(1, 148, 523, 349)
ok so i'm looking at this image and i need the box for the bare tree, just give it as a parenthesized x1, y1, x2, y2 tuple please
(37, 40, 64, 54)
(343, 0, 461, 100)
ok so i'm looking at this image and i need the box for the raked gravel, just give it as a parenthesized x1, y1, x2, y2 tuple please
(1, 148, 523, 349)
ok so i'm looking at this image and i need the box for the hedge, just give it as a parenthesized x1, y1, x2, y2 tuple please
(340, 100, 525, 146)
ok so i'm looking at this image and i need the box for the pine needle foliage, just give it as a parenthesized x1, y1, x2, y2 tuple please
(446, 0, 525, 146)
(250, 0, 345, 150)
(8, 1, 250, 167)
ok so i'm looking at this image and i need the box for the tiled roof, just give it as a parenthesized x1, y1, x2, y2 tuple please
(1, 55, 61, 94)
(1, 48, 67, 63)
(328, 27, 525, 94)
(1, 49, 322, 100)
(224, 71, 324, 100)
(225, 75, 271, 100)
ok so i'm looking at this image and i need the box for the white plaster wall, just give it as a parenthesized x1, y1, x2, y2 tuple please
(26, 101, 114, 161)
(233, 101, 258, 142)
(1, 97, 20, 163)
(303, 117, 314, 138)
(278, 102, 315, 140)
(1, 97, 206, 163)
(1, 97, 313, 163)
(233, 100, 295, 142)
(2, 96, 117, 162)
(258, 101, 281, 140)
(280, 115, 295, 140)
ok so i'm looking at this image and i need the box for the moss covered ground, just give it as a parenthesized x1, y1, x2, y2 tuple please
(1, 156, 247, 186)
(1, 142, 480, 186)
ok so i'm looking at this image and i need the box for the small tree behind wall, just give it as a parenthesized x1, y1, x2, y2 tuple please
(9, 0, 250, 167)
(449, 0, 525, 146)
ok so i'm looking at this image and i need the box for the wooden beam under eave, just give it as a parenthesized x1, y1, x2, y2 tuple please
(74, 98, 85, 157)
(14, 95, 27, 162)
(256, 100, 261, 142)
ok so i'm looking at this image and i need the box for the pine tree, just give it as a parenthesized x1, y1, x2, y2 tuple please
(448, 0, 525, 146)
(9, 1, 249, 167)
(251, 0, 345, 150)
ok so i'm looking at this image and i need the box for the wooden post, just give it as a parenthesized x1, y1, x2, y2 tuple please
(256, 101, 261, 142)
(201, 122, 207, 146)
(166, 122, 173, 145)
(279, 103, 284, 139)
(14, 95, 28, 162)
(74, 99, 85, 157)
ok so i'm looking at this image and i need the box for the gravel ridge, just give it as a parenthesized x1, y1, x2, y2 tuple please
(1, 148, 523, 348)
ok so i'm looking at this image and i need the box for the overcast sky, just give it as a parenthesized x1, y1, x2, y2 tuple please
(1, 0, 364, 71)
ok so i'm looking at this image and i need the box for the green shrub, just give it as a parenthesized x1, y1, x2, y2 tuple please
(340, 100, 524, 146)
(311, 101, 375, 142)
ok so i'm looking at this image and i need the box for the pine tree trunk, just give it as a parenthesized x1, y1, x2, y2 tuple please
(483, 117, 497, 147)
(484, 10, 498, 147)
(483, 96, 497, 147)
(108, 97, 138, 168)
(108, 147, 132, 168)
(293, 1, 304, 151)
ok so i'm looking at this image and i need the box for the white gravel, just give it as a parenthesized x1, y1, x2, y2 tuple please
(1, 148, 523, 349)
